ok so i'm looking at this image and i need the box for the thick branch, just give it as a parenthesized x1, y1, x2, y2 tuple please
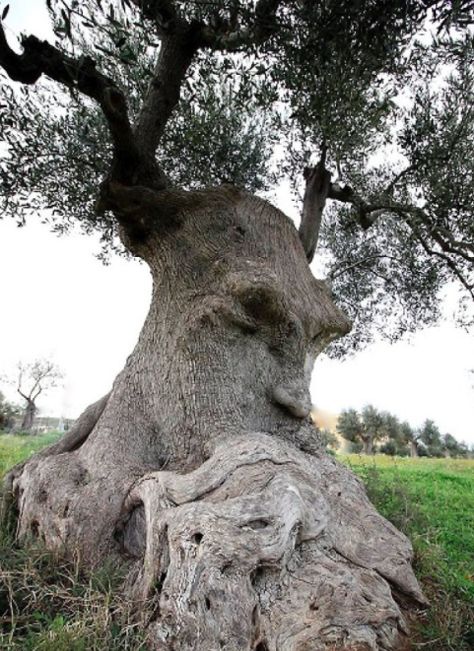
(133, 1, 283, 161)
(299, 154, 331, 263)
(134, 29, 199, 159)
(0, 24, 140, 183)
(327, 182, 384, 229)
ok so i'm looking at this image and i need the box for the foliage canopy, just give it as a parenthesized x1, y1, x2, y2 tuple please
(0, 0, 473, 350)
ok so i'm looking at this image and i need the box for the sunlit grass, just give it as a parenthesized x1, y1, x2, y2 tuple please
(340, 453, 474, 650)
(0, 431, 62, 477)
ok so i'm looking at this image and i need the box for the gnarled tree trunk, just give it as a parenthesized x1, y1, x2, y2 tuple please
(5, 187, 426, 650)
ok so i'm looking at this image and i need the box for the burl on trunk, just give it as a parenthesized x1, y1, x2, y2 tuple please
(5, 187, 426, 650)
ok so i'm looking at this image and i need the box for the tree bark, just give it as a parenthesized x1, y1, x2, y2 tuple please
(362, 436, 374, 455)
(409, 441, 418, 458)
(20, 399, 36, 432)
(4, 187, 426, 649)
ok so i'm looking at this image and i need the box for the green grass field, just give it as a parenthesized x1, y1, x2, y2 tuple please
(342, 454, 474, 649)
(0, 433, 473, 650)
(0, 432, 62, 477)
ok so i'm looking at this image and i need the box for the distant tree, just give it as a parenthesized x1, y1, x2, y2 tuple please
(442, 433, 469, 458)
(16, 360, 63, 432)
(397, 421, 419, 458)
(337, 408, 361, 451)
(0, 391, 21, 431)
(378, 439, 398, 456)
(378, 412, 401, 451)
(418, 419, 444, 457)
(443, 433, 458, 457)
(319, 428, 340, 453)
(337, 405, 384, 454)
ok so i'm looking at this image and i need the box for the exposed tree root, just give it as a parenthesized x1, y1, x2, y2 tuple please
(3, 393, 109, 493)
(113, 433, 427, 650)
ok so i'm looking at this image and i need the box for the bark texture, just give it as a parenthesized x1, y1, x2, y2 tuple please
(4, 188, 426, 649)
(20, 399, 36, 432)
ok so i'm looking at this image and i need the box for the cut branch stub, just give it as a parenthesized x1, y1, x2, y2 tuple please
(118, 433, 427, 650)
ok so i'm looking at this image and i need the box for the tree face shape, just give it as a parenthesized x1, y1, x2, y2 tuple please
(120, 189, 351, 464)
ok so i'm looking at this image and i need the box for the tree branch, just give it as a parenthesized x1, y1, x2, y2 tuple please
(133, 1, 283, 164)
(328, 254, 402, 281)
(128, 0, 182, 35)
(329, 182, 474, 261)
(383, 164, 415, 196)
(134, 27, 200, 160)
(328, 182, 473, 297)
(409, 223, 474, 300)
(17, 387, 28, 402)
(327, 182, 386, 229)
(198, 0, 283, 51)
(298, 150, 331, 262)
(0, 23, 141, 184)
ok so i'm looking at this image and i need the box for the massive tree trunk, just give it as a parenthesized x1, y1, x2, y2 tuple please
(4, 187, 426, 650)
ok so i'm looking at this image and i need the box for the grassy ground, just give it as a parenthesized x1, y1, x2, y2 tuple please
(342, 454, 474, 650)
(0, 431, 62, 477)
(0, 433, 473, 649)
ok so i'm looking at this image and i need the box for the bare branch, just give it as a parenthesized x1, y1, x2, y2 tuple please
(16, 365, 28, 401)
(383, 164, 415, 196)
(16, 387, 28, 402)
(0, 23, 141, 184)
(328, 254, 402, 281)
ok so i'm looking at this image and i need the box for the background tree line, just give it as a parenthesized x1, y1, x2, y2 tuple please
(331, 405, 472, 458)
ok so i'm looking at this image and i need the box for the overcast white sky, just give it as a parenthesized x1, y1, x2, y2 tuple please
(0, 1, 473, 444)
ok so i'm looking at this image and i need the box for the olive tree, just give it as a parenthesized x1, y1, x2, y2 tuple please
(2, 1, 474, 648)
(16, 359, 62, 431)
(337, 405, 385, 455)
